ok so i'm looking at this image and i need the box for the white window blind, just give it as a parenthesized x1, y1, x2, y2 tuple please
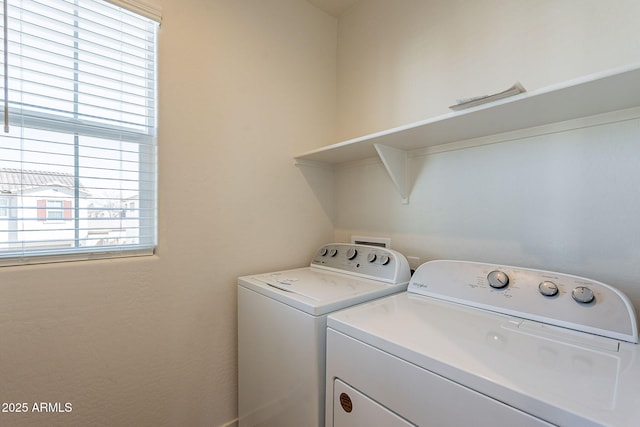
(0, 0, 158, 265)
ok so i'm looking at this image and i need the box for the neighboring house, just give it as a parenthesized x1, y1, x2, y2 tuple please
(85, 192, 141, 247)
(0, 168, 140, 251)
(0, 168, 89, 251)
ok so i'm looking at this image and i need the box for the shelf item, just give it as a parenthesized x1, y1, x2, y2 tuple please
(449, 82, 526, 111)
(294, 63, 640, 202)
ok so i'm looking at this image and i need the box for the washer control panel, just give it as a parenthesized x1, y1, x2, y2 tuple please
(409, 260, 638, 343)
(311, 243, 411, 284)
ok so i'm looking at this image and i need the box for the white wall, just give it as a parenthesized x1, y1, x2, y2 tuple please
(0, 1, 335, 426)
(333, 0, 640, 311)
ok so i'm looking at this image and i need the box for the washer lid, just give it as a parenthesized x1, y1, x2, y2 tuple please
(238, 267, 408, 316)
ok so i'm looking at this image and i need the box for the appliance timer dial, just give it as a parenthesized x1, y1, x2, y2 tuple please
(572, 286, 595, 304)
(380, 255, 390, 265)
(367, 253, 377, 263)
(539, 281, 559, 297)
(487, 270, 509, 289)
(346, 248, 358, 260)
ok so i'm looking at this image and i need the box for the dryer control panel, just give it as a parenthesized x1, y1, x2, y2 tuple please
(311, 243, 411, 285)
(409, 260, 638, 343)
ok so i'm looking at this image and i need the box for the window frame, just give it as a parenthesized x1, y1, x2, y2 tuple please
(0, 0, 161, 266)
(46, 200, 64, 221)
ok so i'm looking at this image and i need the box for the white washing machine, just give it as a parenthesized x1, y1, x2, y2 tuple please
(238, 243, 411, 427)
(326, 260, 640, 427)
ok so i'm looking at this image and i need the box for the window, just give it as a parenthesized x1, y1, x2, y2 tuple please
(0, 197, 7, 216)
(46, 200, 64, 221)
(0, 0, 160, 265)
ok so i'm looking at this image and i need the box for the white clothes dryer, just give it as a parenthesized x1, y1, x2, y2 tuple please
(326, 260, 640, 427)
(238, 243, 411, 427)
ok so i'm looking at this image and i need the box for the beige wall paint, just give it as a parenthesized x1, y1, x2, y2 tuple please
(0, 1, 335, 426)
(333, 0, 640, 310)
(336, 0, 640, 140)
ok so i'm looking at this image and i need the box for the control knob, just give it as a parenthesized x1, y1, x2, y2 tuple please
(538, 281, 559, 297)
(328, 248, 338, 257)
(380, 255, 390, 265)
(346, 248, 358, 260)
(367, 253, 377, 263)
(487, 270, 509, 289)
(319, 248, 328, 256)
(572, 286, 595, 304)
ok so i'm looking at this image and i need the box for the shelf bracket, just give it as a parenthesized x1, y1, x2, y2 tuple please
(374, 143, 410, 204)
